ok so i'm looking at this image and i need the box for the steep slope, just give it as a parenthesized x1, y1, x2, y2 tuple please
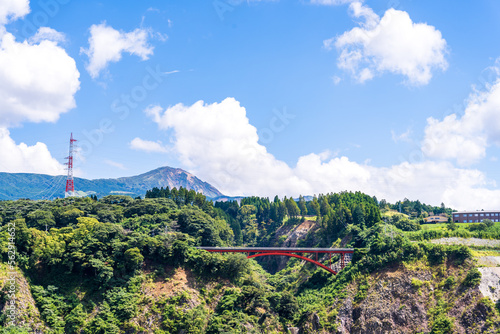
(329, 261, 499, 334)
(0, 166, 223, 200)
(0, 264, 47, 331)
(116, 166, 223, 198)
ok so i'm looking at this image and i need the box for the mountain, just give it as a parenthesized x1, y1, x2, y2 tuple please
(0, 166, 223, 200)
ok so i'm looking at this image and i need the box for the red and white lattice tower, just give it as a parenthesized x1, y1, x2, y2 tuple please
(64, 133, 77, 197)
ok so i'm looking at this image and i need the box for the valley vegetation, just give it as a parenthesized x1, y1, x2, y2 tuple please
(0, 188, 499, 333)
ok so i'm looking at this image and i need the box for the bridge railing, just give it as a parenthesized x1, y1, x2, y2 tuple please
(196, 247, 355, 274)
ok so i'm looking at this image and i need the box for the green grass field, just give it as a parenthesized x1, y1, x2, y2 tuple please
(420, 221, 500, 231)
(381, 209, 410, 219)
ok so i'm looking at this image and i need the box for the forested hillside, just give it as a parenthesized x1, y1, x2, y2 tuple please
(0, 190, 499, 333)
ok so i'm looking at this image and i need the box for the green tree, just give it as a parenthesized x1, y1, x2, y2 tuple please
(59, 208, 84, 226)
(277, 291, 299, 320)
(86, 302, 120, 334)
(277, 202, 287, 223)
(311, 196, 320, 216)
(64, 304, 87, 333)
(319, 197, 331, 216)
(123, 247, 144, 272)
(26, 210, 55, 230)
(352, 205, 365, 227)
(285, 198, 300, 218)
(298, 195, 307, 216)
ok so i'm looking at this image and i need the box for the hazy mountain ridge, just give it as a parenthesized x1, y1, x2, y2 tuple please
(0, 166, 223, 200)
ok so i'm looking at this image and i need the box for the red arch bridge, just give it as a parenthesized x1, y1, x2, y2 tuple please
(196, 247, 355, 275)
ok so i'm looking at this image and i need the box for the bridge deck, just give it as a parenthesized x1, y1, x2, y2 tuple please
(196, 247, 354, 253)
(196, 247, 354, 275)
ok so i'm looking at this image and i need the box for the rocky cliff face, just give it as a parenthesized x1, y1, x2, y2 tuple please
(301, 260, 500, 334)
(257, 219, 319, 273)
(0, 264, 47, 331)
(117, 166, 223, 198)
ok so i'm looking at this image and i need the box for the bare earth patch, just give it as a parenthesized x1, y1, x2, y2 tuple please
(477, 256, 500, 267)
(143, 267, 199, 300)
(478, 268, 500, 303)
(430, 237, 500, 248)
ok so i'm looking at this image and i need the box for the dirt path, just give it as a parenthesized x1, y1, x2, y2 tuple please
(430, 237, 500, 248)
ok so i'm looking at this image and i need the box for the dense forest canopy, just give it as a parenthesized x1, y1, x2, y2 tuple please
(0, 188, 498, 333)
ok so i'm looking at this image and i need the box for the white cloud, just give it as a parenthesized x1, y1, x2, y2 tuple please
(129, 137, 168, 153)
(146, 98, 500, 210)
(0, 128, 65, 175)
(0, 0, 29, 25)
(29, 27, 66, 44)
(348, 1, 378, 28)
(0, 28, 80, 126)
(422, 77, 500, 165)
(0, 19, 80, 175)
(391, 128, 412, 143)
(104, 159, 127, 170)
(144, 98, 308, 196)
(81, 22, 154, 79)
(331, 2, 448, 85)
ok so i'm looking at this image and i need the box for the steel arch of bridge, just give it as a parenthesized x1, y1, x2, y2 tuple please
(196, 247, 355, 275)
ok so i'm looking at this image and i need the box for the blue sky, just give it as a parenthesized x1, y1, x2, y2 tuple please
(1, 0, 500, 210)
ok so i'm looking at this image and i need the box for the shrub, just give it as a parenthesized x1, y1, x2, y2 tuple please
(482, 219, 494, 228)
(463, 268, 481, 287)
(468, 223, 487, 232)
(447, 245, 472, 264)
(277, 291, 299, 320)
(426, 244, 447, 265)
(443, 276, 455, 290)
(393, 218, 421, 231)
(411, 278, 424, 289)
(64, 304, 87, 334)
(446, 221, 457, 231)
(0, 327, 30, 334)
(238, 286, 270, 315)
(431, 315, 454, 334)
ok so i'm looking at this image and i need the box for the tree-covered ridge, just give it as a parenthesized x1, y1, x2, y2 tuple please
(0, 190, 498, 333)
(214, 191, 381, 248)
(0, 193, 241, 333)
(380, 197, 453, 217)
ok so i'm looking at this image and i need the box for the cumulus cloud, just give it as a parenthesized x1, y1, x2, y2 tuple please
(144, 98, 308, 196)
(0, 128, 66, 175)
(81, 22, 154, 78)
(330, 2, 448, 85)
(0, 0, 29, 25)
(422, 77, 500, 165)
(0, 28, 80, 127)
(129, 137, 168, 153)
(145, 98, 500, 210)
(29, 27, 66, 44)
(0, 8, 80, 175)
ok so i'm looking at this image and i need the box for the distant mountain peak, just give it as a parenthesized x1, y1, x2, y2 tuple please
(116, 166, 223, 198)
(0, 166, 223, 200)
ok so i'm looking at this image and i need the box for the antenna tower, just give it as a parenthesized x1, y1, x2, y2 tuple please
(65, 133, 77, 197)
